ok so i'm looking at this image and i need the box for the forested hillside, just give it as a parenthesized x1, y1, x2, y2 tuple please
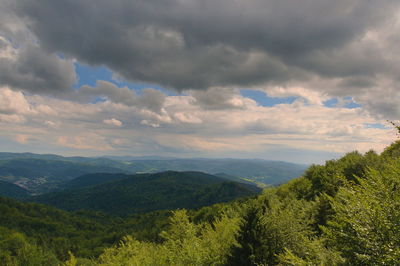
(63, 173, 131, 190)
(0, 180, 30, 199)
(31, 171, 261, 215)
(0, 194, 237, 264)
(1, 140, 400, 265)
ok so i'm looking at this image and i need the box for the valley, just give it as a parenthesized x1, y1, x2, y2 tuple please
(0, 152, 307, 195)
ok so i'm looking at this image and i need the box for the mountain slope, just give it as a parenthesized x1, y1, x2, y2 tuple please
(0, 158, 128, 194)
(0, 180, 30, 199)
(0, 195, 174, 261)
(32, 171, 261, 215)
(64, 173, 131, 189)
(117, 158, 307, 185)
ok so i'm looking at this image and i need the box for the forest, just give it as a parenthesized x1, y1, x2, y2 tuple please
(1, 137, 400, 265)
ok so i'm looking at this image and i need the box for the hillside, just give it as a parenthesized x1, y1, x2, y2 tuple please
(0, 158, 128, 194)
(110, 158, 307, 185)
(0, 180, 30, 199)
(32, 171, 261, 215)
(64, 173, 131, 190)
(0, 195, 177, 261)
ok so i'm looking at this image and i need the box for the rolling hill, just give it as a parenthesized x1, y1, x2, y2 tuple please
(64, 173, 131, 190)
(0, 152, 307, 194)
(106, 158, 308, 185)
(32, 171, 261, 215)
(0, 180, 30, 199)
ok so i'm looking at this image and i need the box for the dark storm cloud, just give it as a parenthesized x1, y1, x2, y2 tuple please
(338, 77, 376, 89)
(12, 0, 399, 91)
(0, 44, 76, 95)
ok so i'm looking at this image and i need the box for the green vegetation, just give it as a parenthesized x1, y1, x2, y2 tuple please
(0, 196, 175, 263)
(2, 138, 400, 265)
(0, 180, 30, 199)
(31, 171, 261, 215)
(65, 139, 400, 265)
(63, 173, 130, 190)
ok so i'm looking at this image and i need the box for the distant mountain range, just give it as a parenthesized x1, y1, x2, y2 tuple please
(31, 171, 261, 216)
(0, 152, 307, 194)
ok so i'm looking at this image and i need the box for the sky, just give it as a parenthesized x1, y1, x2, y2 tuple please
(0, 0, 399, 164)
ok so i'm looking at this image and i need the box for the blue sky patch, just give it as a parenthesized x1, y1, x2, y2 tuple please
(323, 98, 338, 107)
(343, 97, 361, 109)
(364, 123, 387, 129)
(240, 89, 297, 107)
(74, 62, 177, 95)
(323, 97, 361, 109)
(74, 63, 113, 88)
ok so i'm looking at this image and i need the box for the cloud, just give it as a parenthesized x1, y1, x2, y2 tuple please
(103, 118, 123, 127)
(14, 134, 29, 144)
(190, 87, 251, 110)
(1, 0, 400, 162)
(44, 120, 59, 128)
(0, 39, 76, 95)
(0, 86, 31, 115)
(0, 86, 396, 163)
(8, 0, 397, 89)
(56, 135, 113, 151)
(0, 86, 58, 124)
(76, 81, 166, 112)
(0, 0, 397, 119)
(0, 114, 26, 124)
(137, 89, 166, 113)
(264, 86, 328, 106)
(140, 120, 160, 128)
(173, 113, 202, 124)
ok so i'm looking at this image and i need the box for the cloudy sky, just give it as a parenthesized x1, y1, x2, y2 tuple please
(0, 0, 399, 164)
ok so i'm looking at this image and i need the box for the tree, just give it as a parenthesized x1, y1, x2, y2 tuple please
(323, 160, 400, 264)
(227, 202, 266, 266)
(97, 209, 240, 266)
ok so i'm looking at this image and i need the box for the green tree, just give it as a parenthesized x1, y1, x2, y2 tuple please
(0, 228, 59, 266)
(226, 202, 266, 266)
(323, 160, 400, 264)
(97, 209, 240, 266)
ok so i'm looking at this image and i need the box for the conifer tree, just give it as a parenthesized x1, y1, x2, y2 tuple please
(227, 203, 265, 266)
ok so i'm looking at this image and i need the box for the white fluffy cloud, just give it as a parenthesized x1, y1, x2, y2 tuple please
(0, 86, 32, 115)
(103, 118, 123, 127)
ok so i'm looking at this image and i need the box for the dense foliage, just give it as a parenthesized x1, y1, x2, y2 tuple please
(31, 171, 261, 215)
(63, 173, 130, 190)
